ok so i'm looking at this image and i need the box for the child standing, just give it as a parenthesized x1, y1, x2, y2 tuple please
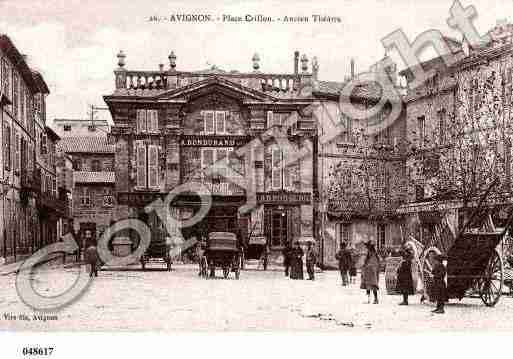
(396, 248, 415, 305)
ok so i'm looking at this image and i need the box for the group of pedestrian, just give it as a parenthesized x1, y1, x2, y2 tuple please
(282, 241, 318, 280)
(334, 239, 447, 313)
(336, 240, 380, 304)
(395, 243, 447, 314)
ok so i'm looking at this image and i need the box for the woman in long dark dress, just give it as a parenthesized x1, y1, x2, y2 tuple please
(360, 241, 380, 304)
(396, 249, 415, 305)
(431, 254, 448, 314)
(289, 241, 304, 280)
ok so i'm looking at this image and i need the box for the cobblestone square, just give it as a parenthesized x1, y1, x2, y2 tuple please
(1, 264, 513, 332)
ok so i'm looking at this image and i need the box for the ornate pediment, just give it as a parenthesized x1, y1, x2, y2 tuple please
(153, 76, 277, 103)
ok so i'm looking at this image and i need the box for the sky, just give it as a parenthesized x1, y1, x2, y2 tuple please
(1, 0, 512, 126)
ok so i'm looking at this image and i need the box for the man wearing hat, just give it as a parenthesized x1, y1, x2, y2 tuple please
(289, 241, 304, 280)
(305, 241, 317, 280)
(431, 253, 448, 314)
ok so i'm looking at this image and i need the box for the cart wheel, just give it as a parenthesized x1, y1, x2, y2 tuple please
(479, 248, 503, 307)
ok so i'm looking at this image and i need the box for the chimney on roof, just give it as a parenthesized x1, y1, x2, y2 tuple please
(252, 53, 260, 72)
(168, 51, 177, 71)
(294, 51, 299, 75)
(350, 58, 355, 79)
(300, 54, 308, 73)
(117, 50, 126, 69)
(312, 56, 319, 80)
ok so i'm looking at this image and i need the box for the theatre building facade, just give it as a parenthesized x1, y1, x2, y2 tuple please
(104, 51, 318, 257)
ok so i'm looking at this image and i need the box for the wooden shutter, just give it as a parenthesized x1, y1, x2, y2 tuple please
(20, 86, 25, 127)
(148, 145, 159, 188)
(136, 142, 147, 188)
(267, 111, 273, 128)
(284, 162, 292, 190)
(136, 109, 147, 133)
(3, 123, 9, 170)
(42, 134, 47, 155)
(149, 110, 158, 132)
(216, 148, 227, 179)
(271, 148, 282, 189)
(204, 111, 214, 134)
(216, 111, 225, 134)
(10, 126, 14, 170)
(15, 132, 20, 173)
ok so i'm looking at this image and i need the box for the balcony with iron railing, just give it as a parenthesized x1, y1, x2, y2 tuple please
(20, 167, 41, 194)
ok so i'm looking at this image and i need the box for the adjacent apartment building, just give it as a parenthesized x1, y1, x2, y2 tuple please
(398, 22, 513, 245)
(57, 136, 116, 249)
(0, 34, 69, 264)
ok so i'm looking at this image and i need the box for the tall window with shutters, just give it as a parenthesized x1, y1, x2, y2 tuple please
(1, 59, 10, 101)
(270, 147, 296, 191)
(377, 224, 386, 250)
(135, 141, 159, 189)
(267, 111, 285, 128)
(26, 91, 33, 136)
(136, 142, 147, 188)
(147, 110, 159, 132)
(202, 111, 226, 135)
(15, 131, 20, 175)
(12, 72, 18, 118)
(80, 187, 91, 206)
(215, 111, 226, 134)
(271, 147, 282, 189)
(204, 111, 215, 135)
(148, 145, 159, 188)
(201, 148, 234, 180)
(438, 109, 446, 145)
(417, 116, 425, 147)
(40, 133, 47, 155)
(136, 109, 146, 133)
(3, 123, 10, 171)
(20, 84, 25, 127)
(136, 109, 159, 133)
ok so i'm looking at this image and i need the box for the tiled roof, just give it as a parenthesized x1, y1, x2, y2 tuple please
(317, 80, 384, 101)
(317, 80, 346, 95)
(74, 171, 115, 184)
(58, 137, 114, 154)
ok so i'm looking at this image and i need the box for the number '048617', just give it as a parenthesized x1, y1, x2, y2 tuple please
(22, 347, 54, 356)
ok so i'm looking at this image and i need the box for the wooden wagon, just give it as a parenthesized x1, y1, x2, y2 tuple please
(422, 232, 504, 306)
(205, 232, 241, 279)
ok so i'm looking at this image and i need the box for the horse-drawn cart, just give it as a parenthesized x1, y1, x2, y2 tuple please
(422, 231, 504, 306)
(204, 232, 241, 279)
